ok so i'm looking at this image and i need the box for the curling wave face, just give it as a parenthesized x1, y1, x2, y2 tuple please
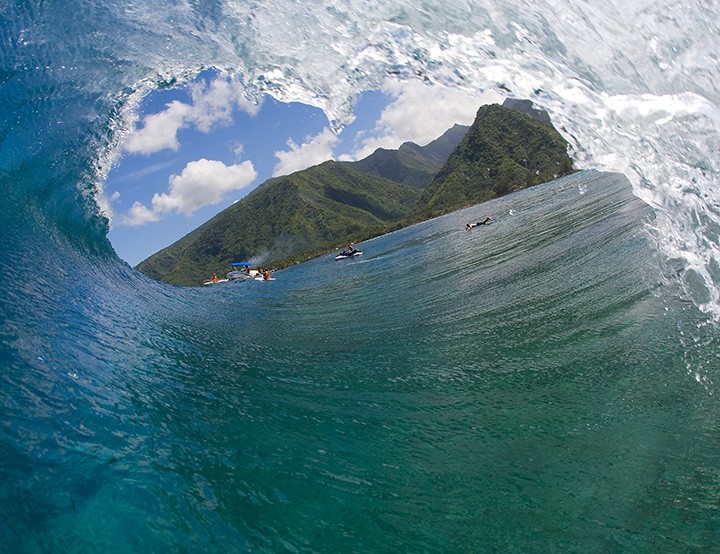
(2, 4, 720, 549)
(2, 168, 720, 551)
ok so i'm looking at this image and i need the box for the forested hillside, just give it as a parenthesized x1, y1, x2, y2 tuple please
(418, 104, 573, 217)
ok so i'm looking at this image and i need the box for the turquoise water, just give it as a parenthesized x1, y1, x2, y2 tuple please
(3, 169, 720, 551)
(2, 0, 720, 551)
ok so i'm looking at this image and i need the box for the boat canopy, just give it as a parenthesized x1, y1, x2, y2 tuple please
(231, 262, 251, 267)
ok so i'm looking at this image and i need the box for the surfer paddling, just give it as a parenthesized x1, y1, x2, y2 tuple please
(335, 242, 363, 260)
(466, 216, 492, 230)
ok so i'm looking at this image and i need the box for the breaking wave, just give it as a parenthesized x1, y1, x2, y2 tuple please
(2, 2, 720, 551)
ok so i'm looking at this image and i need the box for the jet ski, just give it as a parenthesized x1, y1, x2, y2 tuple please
(335, 248, 362, 260)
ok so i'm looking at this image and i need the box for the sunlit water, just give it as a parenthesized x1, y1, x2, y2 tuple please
(2, 0, 720, 551)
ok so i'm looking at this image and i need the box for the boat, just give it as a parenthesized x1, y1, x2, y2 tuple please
(335, 248, 363, 260)
(226, 261, 256, 281)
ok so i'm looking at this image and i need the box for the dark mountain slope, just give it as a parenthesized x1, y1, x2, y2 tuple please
(417, 104, 573, 217)
(502, 98, 553, 126)
(346, 123, 469, 187)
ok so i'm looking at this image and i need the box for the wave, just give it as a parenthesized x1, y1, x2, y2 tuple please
(3, 168, 719, 551)
(2, 2, 720, 550)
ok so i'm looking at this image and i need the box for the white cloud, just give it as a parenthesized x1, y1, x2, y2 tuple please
(124, 75, 261, 156)
(152, 158, 257, 215)
(122, 200, 161, 226)
(111, 159, 179, 185)
(232, 142, 245, 158)
(188, 78, 260, 132)
(124, 100, 190, 154)
(272, 128, 340, 177)
(349, 79, 503, 160)
(119, 158, 257, 225)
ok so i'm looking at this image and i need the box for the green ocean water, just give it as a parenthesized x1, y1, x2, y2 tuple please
(4, 170, 719, 552)
(2, 0, 719, 549)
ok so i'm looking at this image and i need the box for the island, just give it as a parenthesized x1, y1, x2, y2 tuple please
(136, 100, 574, 286)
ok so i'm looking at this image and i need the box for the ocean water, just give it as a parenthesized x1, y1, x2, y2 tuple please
(2, 1, 720, 552)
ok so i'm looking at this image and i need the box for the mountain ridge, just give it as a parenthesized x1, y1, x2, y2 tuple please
(419, 104, 573, 216)
(346, 123, 470, 188)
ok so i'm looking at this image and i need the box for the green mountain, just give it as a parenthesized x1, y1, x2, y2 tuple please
(417, 104, 573, 217)
(137, 161, 423, 285)
(136, 103, 573, 286)
(346, 123, 469, 188)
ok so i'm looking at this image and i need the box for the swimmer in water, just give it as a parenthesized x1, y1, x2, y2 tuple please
(466, 216, 492, 229)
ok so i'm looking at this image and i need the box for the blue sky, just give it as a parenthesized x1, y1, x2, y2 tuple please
(104, 69, 502, 266)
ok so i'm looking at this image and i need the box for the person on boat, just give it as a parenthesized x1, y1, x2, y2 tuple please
(466, 216, 492, 229)
(263, 269, 271, 280)
(211, 273, 218, 283)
